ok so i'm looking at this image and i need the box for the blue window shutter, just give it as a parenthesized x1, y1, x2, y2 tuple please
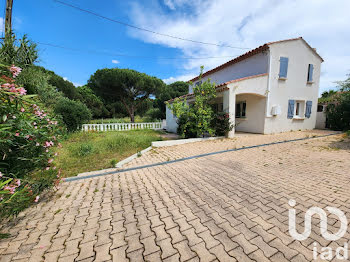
(279, 57, 289, 78)
(287, 100, 295, 119)
(305, 101, 312, 118)
(307, 64, 314, 82)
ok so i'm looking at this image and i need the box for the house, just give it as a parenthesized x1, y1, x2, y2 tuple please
(166, 37, 323, 137)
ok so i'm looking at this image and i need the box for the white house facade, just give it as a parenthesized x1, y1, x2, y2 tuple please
(166, 37, 323, 137)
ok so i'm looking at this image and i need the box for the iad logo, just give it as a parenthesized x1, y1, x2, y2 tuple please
(288, 199, 348, 260)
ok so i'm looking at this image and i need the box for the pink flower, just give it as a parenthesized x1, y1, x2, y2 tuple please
(0, 172, 2, 178)
(36, 142, 40, 146)
(25, 135, 30, 139)
(34, 196, 40, 202)
(16, 179, 21, 186)
(1, 83, 11, 88)
(48, 159, 54, 164)
(10, 65, 22, 78)
(33, 122, 37, 125)
(15, 132, 20, 137)
(54, 152, 58, 156)
(17, 87, 27, 95)
(46, 167, 50, 170)
(53, 166, 57, 170)
(20, 107, 25, 112)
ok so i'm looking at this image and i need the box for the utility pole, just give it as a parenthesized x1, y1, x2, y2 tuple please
(5, 0, 13, 37)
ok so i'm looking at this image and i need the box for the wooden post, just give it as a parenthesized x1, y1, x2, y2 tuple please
(5, 0, 13, 37)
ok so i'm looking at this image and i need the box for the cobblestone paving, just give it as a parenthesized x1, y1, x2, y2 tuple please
(1, 131, 349, 262)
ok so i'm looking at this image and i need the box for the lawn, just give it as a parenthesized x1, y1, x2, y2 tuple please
(55, 129, 163, 177)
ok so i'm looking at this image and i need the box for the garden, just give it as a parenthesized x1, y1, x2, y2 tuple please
(0, 33, 184, 222)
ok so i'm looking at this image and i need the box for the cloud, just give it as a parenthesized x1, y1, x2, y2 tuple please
(0, 17, 4, 33)
(63, 77, 81, 87)
(112, 60, 120, 64)
(127, 0, 350, 94)
(163, 73, 197, 84)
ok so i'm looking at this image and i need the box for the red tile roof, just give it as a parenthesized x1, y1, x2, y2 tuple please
(166, 73, 266, 103)
(189, 37, 323, 82)
(215, 73, 268, 88)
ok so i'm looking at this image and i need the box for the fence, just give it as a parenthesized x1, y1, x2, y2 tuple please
(81, 121, 165, 132)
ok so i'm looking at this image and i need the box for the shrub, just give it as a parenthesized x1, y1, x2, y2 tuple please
(326, 92, 350, 131)
(145, 107, 163, 120)
(211, 112, 234, 136)
(168, 66, 217, 138)
(54, 97, 92, 132)
(0, 64, 63, 219)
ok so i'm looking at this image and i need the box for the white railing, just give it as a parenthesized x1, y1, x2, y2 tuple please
(81, 121, 165, 132)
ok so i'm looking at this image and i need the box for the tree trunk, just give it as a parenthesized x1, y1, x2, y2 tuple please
(130, 106, 135, 123)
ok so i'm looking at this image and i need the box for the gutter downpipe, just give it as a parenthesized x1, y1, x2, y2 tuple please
(265, 49, 273, 118)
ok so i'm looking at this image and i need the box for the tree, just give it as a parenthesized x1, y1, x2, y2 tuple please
(0, 33, 38, 68)
(88, 68, 165, 122)
(153, 81, 188, 119)
(77, 86, 108, 118)
(47, 73, 82, 100)
(168, 67, 217, 138)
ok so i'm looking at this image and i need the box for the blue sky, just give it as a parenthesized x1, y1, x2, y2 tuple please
(1, 0, 350, 93)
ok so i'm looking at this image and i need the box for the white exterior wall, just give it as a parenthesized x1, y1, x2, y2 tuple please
(189, 52, 269, 93)
(235, 94, 266, 134)
(166, 105, 178, 133)
(264, 40, 322, 134)
(316, 105, 327, 129)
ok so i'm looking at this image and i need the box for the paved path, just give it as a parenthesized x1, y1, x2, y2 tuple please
(1, 130, 349, 262)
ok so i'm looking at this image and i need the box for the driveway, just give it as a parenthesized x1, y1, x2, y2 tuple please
(1, 130, 349, 262)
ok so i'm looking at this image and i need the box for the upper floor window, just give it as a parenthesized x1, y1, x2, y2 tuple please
(195, 81, 202, 87)
(307, 64, 314, 82)
(279, 57, 289, 79)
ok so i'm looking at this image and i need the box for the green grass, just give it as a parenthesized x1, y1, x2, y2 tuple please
(89, 116, 160, 124)
(0, 233, 11, 239)
(56, 129, 163, 177)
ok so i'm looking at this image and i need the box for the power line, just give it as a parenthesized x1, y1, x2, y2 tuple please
(37, 41, 241, 60)
(53, 0, 251, 50)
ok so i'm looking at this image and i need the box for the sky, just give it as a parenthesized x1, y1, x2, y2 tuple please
(1, 0, 350, 94)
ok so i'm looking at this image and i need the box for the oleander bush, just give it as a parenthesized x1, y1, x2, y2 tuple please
(0, 64, 64, 219)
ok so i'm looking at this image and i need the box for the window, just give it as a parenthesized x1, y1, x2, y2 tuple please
(236, 101, 246, 118)
(307, 64, 314, 82)
(294, 100, 305, 118)
(212, 103, 224, 113)
(279, 57, 289, 79)
(195, 81, 202, 86)
(317, 105, 324, 112)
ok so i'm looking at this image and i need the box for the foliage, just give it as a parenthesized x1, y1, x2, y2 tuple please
(145, 107, 163, 120)
(153, 81, 188, 119)
(47, 72, 82, 100)
(54, 97, 92, 132)
(0, 64, 62, 219)
(0, 33, 38, 68)
(319, 90, 338, 104)
(55, 130, 163, 177)
(88, 116, 158, 124)
(77, 86, 108, 118)
(211, 112, 234, 136)
(168, 67, 217, 138)
(336, 73, 350, 92)
(326, 92, 350, 131)
(88, 68, 165, 122)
